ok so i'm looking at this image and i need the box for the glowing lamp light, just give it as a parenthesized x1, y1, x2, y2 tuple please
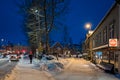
(35, 10, 38, 13)
(1, 38, 4, 42)
(85, 23, 92, 30)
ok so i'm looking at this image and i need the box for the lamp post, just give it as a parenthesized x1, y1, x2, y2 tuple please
(85, 23, 93, 37)
(85, 22, 93, 61)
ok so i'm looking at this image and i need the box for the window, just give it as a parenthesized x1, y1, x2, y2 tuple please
(109, 24, 114, 38)
(92, 38, 95, 48)
(95, 34, 98, 47)
(99, 32, 102, 44)
(103, 27, 107, 43)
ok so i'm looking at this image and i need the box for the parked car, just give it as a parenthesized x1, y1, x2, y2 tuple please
(9, 54, 19, 61)
(46, 55, 56, 60)
(41, 55, 58, 63)
(78, 54, 83, 58)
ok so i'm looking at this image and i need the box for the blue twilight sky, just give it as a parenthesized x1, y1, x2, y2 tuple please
(0, 0, 115, 45)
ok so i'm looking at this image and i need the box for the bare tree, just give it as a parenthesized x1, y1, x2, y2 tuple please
(15, 0, 69, 54)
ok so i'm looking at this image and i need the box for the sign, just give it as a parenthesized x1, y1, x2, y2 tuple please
(109, 39, 117, 47)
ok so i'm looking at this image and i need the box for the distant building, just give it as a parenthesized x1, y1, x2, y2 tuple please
(50, 42, 63, 55)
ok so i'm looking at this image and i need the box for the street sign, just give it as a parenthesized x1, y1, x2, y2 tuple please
(109, 39, 117, 47)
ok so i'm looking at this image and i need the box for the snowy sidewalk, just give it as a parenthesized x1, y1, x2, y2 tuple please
(3, 57, 72, 80)
(4, 58, 55, 80)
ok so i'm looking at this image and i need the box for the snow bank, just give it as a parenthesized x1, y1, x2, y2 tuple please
(39, 55, 64, 72)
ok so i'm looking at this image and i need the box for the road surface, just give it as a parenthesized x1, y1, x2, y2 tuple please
(0, 60, 17, 80)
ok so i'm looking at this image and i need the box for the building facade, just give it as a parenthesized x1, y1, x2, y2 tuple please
(84, 3, 120, 73)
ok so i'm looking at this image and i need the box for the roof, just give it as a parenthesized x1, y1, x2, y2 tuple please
(50, 42, 63, 49)
(91, 2, 117, 36)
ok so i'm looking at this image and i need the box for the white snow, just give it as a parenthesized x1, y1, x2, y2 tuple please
(4, 56, 119, 80)
(3, 55, 70, 80)
(37, 55, 64, 72)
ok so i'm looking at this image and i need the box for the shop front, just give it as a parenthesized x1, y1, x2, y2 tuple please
(93, 47, 119, 73)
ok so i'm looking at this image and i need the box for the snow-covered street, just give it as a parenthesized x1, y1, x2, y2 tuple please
(3, 57, 120, 80)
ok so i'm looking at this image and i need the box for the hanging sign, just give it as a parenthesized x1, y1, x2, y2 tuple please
(109, 39, 117, 47)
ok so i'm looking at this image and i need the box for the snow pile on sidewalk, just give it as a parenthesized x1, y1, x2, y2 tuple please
(38, 55, 64, 72)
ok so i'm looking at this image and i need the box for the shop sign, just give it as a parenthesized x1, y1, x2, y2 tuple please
(109, 39, 117, 47)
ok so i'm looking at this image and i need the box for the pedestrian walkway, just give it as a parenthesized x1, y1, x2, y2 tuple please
(18, 58, 39, 68)
(4, 57, 120, 80)
(4, 57, 72, 80)
(4, 58, 55, 80)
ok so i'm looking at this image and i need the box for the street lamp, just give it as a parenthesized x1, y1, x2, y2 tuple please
(35, 9, 38, 13)
(30, 8, 44, 17)
(85, 23, 92, 30)
(85, 23, 94, 35)
(84, 22, 93, 61)
(1, 38, 4, 47)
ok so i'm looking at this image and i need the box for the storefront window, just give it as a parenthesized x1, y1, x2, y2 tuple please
(95, 51, 102, 64)
(115, 53, 118, 71)
(109, 51, 114, 64)
(102, 51, 109, 63)
(101, 51, 115, 64)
